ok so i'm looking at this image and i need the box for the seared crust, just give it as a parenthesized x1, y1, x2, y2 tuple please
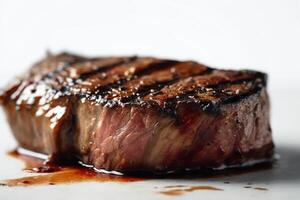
(1, 53, 266, 115)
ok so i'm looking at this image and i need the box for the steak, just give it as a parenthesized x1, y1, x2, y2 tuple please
(0, 52, 274, 173)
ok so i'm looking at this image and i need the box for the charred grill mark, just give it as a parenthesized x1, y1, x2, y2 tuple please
(72, 59, 179, 98)
(157, 75, 266, 114)
(105, 62, 212, 103)
(18, 57, 139, 105)
(78, 56, 138, 80)
(28, 53, 87, 79)
(143, 71, 265, 104)
(40, 57, 132, 86)
(8, 53, 87, 104)
(132, 60, 179, 77)
(193, 79, 264, 104)
(218, 81, 265, 104)
(40, 54, 88, 81)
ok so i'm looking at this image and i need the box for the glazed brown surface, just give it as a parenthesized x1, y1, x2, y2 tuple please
(0, 53, 274, 173)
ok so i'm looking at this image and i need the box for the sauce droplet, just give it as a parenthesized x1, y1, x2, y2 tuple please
(159, 185, 223, 196)
(254, 187, 268, 191)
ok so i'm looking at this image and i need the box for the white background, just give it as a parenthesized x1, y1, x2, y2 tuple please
(0, 0, 299, 199)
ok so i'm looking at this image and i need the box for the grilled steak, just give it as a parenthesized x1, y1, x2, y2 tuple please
(0, 52, 274, 173)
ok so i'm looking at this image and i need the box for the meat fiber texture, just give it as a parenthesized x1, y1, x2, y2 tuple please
(0, 53, 274, 173)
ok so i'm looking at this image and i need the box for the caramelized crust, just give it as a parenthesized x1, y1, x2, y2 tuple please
(1, 53, 266, 114)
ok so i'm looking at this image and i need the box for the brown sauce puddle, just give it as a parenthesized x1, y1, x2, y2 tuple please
(159, 185, 223, 196)
(1, 150, 142, 186)
(243, 186, 268, 191)
(1, 149, 272, 191)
